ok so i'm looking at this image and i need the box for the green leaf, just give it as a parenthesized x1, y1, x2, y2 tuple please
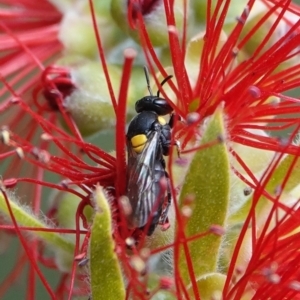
(151, 291, 176, 300)
(178, 108, 230, 288)
(0, 191, 74, 254)
(229, 153, 300, 224)
(226, 153, 300, 273)
(89, 186, 125, 300)
(185, 31, 227, 94)
(193, 273, 226, 300)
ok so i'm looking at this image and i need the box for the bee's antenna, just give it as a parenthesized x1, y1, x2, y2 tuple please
(143, 66, 153, 96)
(157, 75, 173, 97)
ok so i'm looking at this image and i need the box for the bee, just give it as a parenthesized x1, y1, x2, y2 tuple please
(126, 66, 177, 236)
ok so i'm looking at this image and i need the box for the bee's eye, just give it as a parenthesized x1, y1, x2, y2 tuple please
(135, 96, 155, 113)
(135, 97, 173, 115)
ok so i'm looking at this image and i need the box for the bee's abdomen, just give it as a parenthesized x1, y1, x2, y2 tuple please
(130, 134, 147, 154)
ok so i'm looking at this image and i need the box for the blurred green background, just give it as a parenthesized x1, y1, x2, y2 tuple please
(1, 0, 300, 299)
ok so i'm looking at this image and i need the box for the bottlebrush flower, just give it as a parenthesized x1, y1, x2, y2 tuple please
(1, 0, 300, 299)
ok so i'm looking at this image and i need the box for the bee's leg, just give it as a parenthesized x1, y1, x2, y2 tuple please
(159, 158, 171, 214)
(160, 171, 172, 230)
(162, 114, 181, 157)
(175, 139, 181, 158)
(168, 113, 181, 128)
(152, 121, 162, 132)
(161, 135, 180, 157)
(161, 157, 166, 169)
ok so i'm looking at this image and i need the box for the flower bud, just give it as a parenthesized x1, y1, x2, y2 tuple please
(59, 11, 98, 58)
(50, 189, 93, 272)
(111, 0, 190, 47)
(192, 0, 266, 25)
(231, 129, 275, 175)
(191, 273, 226, 300)
(54, 191, 93, 229)
(236, 4, 300, 69)
(55, 58, 136, 136)
(59, 0, 125, 58)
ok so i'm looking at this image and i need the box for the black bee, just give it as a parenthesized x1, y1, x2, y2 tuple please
(126, 66, 177, 236)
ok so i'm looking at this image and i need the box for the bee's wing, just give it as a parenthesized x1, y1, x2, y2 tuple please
(126, 130, 161, 228)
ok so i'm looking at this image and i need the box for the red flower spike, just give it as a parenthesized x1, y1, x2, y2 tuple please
(115, 48, 137, 198)
(0, 9, 117, 295)
(128, 0, 161, 26)
(89, 0, 118, 112)
(39, 66, 75, 111)
(2, 0, 300, 299)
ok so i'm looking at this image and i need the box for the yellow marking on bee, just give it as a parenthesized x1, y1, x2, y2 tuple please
(131, 134, 147, 153)
(158, 116, 167, 125)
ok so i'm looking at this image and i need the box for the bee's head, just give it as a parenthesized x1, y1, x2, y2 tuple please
(136, 66, 174, 115)
(135, 96, 173, 115)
